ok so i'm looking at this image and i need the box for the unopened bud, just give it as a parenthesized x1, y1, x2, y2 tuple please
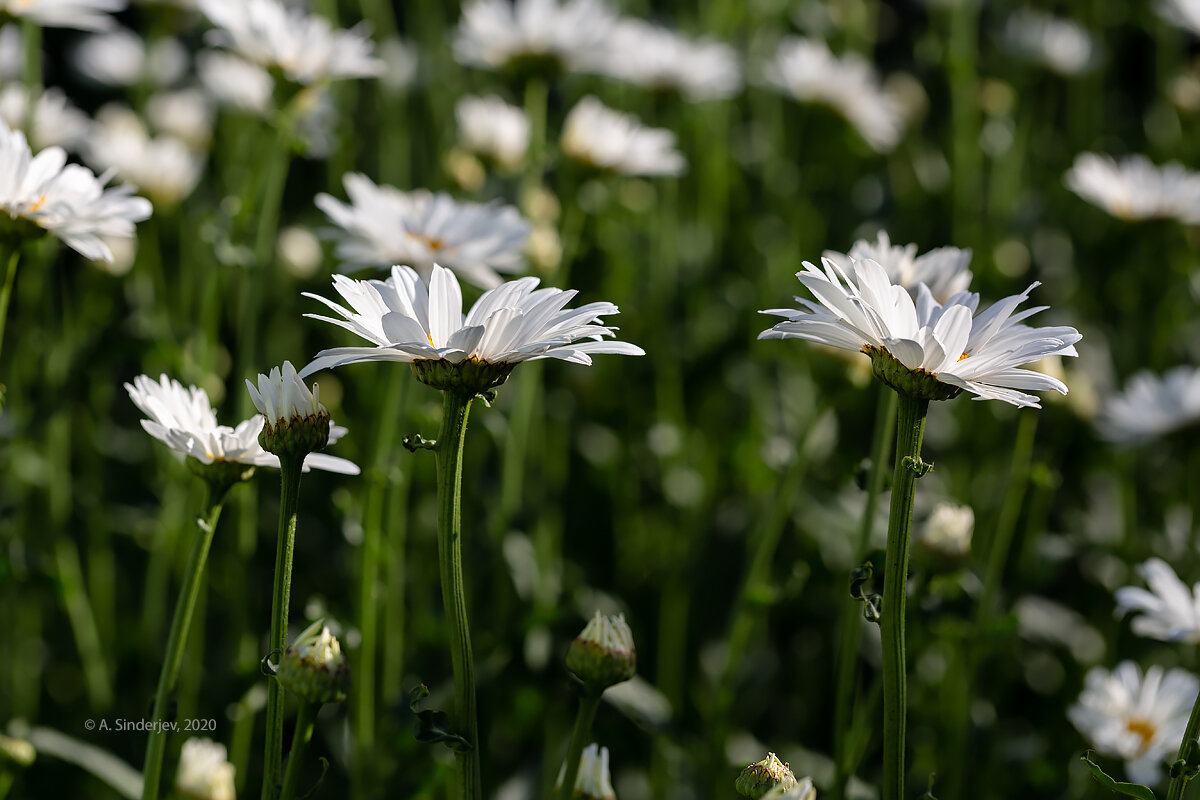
(736, 753, 797, 798)
(275, 620, 349, 705)
(565, 611, 636, 693)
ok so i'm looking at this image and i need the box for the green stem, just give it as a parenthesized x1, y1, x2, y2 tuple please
(1167, 696, 1200, 800)
(977, 412, 1037, 620)
(0, 247, 21, 373)
(142, 485, 229, 800)
(21, 21, 40, 133)
(832, 387, 898, 800)
(279, 702, 320, 800)
(880, 394, 929, 800)
(491, 363, 540, 541)
(262, 454, 305, 800)
(558, 691, 601, 800)
(521, 77, 548, 204)
(435, 390, 481, 800)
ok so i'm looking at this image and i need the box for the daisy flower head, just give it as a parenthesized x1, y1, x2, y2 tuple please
(557, 743, 616, 800)
(0, 0, 126, 31)
(1116, 558, 1200, 643)
(586, 18, 742, 101)
(1097, 366, 1200, 442)
(762, 36, 905, 153)
(1065, 153, 1200, 224)
(824, 230, 973, 303)
(197, 50, 274, 115)
(316, 173, 531, 289)
(758, 258, 1081, 408)
(455, 94, 530, 171)
(561, 96, 685, 177)
(1069, 662, 1198, 786)
(245, 361, 332, 458)
(299, 264, 645, 396)
(454, 0, 618, 76)
(1003, 10, 1097, 76)
(175, 738, 235, 800)
(86, 105, 204, 208)
(71, 27, 188, 88)
(0, 121, 152, 262)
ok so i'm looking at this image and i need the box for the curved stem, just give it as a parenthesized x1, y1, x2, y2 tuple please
(557, 691, 601, 800)
(1168, 690, 1200, 800)
(435, 390, 481, 800)
(0, 247, 21, 374)
(880, 395, 928, 800)
(142, 486, 229, 800)
(262, 455, 305, 800)
(279, 702, 319, 800)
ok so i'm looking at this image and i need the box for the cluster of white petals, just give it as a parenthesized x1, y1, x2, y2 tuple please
(918, 501, 974, 559)
(125, 374, 359, 474)
(1159, 0, 1200, 36)
(576, 611, 635, 655)
(586, 18, 742, 101)
(0, 0, 126, 31)
(71, 27, 188, 88)
(557, 743, 616, 800)
(245, 361, 326, 425)
(759, 258, 1081, 408)
(561, 96, 685, 177)
(762, 37, 905, 152)
(317, 173, 531, 289)
(0, 121, 152, 262)
(824, 230, 973, 304)
(455, 94, 530, 170)
(196, 50, 274, 115)
(1065, 153, 1200, 223)
(175, 738, 236, 800)
(299, 264, 644, 376)
(1069, 662, 1198, 786)
(1096, 366, 1200, 442)
(1004, 10, 1096, 76)
(454, 0, 617, 73)
(1116, 558, 1200, 643)
(0, 86, 90, 152)
(86, 106, 204, 207)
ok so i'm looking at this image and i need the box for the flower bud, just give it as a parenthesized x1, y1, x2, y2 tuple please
(174, 738, 235, 800)
(565, 611, 636, 693)
(275, 620, 349, 705)
(736, 753, 798, 798)
(246, 361, 331, 458)
(556, 743, 617, 800)
(762, 776, 817, 800)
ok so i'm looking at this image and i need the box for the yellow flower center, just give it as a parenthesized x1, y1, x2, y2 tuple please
(957, 353, 970, 362)
(1126, 718, 1157, 750)
(27, 194, 47, 214)
(409, 232, 445, 253)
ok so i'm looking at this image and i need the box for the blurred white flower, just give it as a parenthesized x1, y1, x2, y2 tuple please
(199, 0, 383, 85)
(0, 85, 89, 152)
(1096, 366, 1200, 442)
(561, 96, 685, 177)
(277, 225, 322, 279)
(823, 230, 973, 303)
(87, 105, 204, 208)
(125, 373, 359, 474)
(197, 50, 274, 115)
(175, 738, 235, 800)
(316, 173, 531, 289)
(0, 121, 152, 262)
(556, 743, 616, 800)
(377, 37, 419, 93)
(916, 501, 973, 560)
(759, 258, 1081, 408)
(1003, 10, 1096, 76)
(146, 89, 215, 151)
(71, 27, 188, 87)
(454, 0, 617, 73)
(762, 36, 905, 152)
(586, 18, 741, 101)
(1159, 0, 1200, 36)
(0, 25, 23, 81)
(299, 264, 644, 377)
(1065, 153, 1200, 223)
(1069, 662, 1198, 786)
(455, 94, 529, 170)
(0, 0, 125, 30)
(1116, 558, 1200, 643)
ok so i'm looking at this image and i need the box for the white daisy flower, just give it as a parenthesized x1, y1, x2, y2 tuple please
(86, 105, 204, 208)
(196, 50, 274, 115)
(298, 264, 644, 385)
(125, 373, 360, 475)
(1065, 153, 1200, 223)
(556, 743, 616, 800)
(758, 258, 1081, 408)
(174, 738, 235, 800)
(454, 0, 617, 74)
(1096, 367, 1200, 442)
(916, 501, 973, 561)
(0, 25, 22, 81)
(455, 94, 530, 170)
(561, 96, 685, 177)
(0, 121, 152, 262)
(71, 27, 188, 87)
(1003, 10, 1096, 76)
(586, 18, 742, 101)
(0, 85, 90, 152)
(199, 0, 383, 85)
(762, 36, 905, 153)
(0, 0, 125, 30)
(377, 37, 419, 93)
(1159, 0, 1200, 36)
(1069, 662, 1198, 786)
(316, 173, 531, 289)
(823, 230, 973, 303)
(1116, 558, 1200, 643)
(146, 89, 215, 151)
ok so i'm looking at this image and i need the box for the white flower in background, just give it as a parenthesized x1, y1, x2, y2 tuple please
(1116, 559, 1200, 643)
(1096, 366, 1200, 442)
(759, 258, 1081, 408)
(174, 738, 235, 800)
(586, 18, 741, 101)
(199, 0, 383, 85)
(823, 230, 973, 303)
(916, 501, 973, 560)
(0, 86, 89, 152)
(245, 361, 325, 426)
(1004, 10, 1096, 76)
(1159, 0, 1200, 36)
(561, 96, 685, 177)
(0, 0, 126, 30)
(146, 89, 215, 151)
(762, 36, 905, 152)
(277, 225, 322, 279)
(1065, 153, 1200, 223)
(87, 105, 204, 208)
(455, 94, 529, 170)
(377, 37, 419, 93)
(0, 121, 152, 262)
(125, 374, 360, 474)
(197, 50, 274, 115)
(556, 743, 616, 800)
(71, 27, 188, 87)
(454, 0, 617, 73)
(316, 173, 531, 289)
(299, 264, 644, 378)
(0, 25, 23, 80)
(1069, 662, 1198, 786)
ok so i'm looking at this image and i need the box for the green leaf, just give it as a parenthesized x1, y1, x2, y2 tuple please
(1081, 751, 1157, 800)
